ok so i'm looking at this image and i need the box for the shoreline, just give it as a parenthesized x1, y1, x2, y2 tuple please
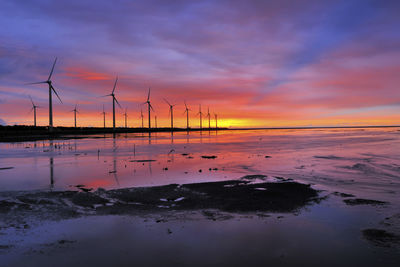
(0, 124, 398, 143)
(0, 125, 226, 143)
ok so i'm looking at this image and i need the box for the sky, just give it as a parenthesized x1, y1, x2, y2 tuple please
(0, 0, 399, 128)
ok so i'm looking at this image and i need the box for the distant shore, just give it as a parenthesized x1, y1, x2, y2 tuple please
(0, 124, 398, 142)
(0, 125, 226, 142)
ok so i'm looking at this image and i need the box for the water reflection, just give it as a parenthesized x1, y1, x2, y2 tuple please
(0, 128, 399, 206)
(50, 157, 54, 190)
(112, 158, 120, 186)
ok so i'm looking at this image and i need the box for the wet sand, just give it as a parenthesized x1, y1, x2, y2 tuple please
(1, 178, 400, 266)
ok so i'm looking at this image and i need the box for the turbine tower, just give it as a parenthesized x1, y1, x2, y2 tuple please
(101, 104, 106, 128)
(29, 95, 39, 127)
(140, 108, 144, 128)
(123, 108, 128, 128)
(155, 115, 158, 129)
(71, 104, 79, 128)
(27, 57, 62, 130)
(164, 98, 176, 129)
(214, 113, 218, 129)
(143, 88, 154, 129)
(184, 101, 191, 130)
(102, 76, 121, 131)
(197, 104, 203, 130)
(206, 107, 211, 130)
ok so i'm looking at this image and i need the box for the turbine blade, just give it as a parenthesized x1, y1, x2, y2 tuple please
(163, 98, 171, 106)
(48, 57, 57, 81)
(112, 76, 118, 94)
(51, 85, 63, 103)
(114, 96, 122, 109)
(26, 81, 47, 85)
(29, 95, 34, 106)
(100, 94, 112, 97)
(147, 87, 151, 101)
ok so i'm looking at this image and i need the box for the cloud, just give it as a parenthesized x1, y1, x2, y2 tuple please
(0, 0, 399, 127)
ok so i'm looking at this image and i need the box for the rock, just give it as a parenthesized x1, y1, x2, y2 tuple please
(201, 155, 217, 159)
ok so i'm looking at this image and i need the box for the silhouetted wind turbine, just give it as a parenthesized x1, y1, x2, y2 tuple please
(26, 57, 62, 130)
(143, 88, 154, 129)
(155, 115, 158, 129)
(101, 104, 106, 128)
(123, 108, 128, 128)
(29, 95, 39, 127)
(102, 76, 121, 131)
(164, 98, 176, 129)
(70, 104, 79, 128)
(214, 113, 218, 129)
(184, 101, 191, 130)
(140, 108, 144, 128)
(197, 104, 203, 130)
(206, 107, 211, 130)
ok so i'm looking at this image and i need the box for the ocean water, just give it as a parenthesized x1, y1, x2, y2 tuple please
(1, 128, 399, 201)
(1, 128, 400, 266)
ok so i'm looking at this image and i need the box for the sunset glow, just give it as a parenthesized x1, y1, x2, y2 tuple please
(0, 0, 399, 128)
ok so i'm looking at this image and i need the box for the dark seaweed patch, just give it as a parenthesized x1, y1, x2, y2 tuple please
(362, 229, 400, 247)
(343, 198, 388, 206)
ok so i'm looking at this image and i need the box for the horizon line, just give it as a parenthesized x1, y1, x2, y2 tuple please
(1, 124, 399, 130)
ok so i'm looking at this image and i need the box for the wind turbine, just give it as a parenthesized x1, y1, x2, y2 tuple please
(27, 57, 62, 130)
(143, 87, 154, 129)
(123, 108, 128, 128)
(206, 107, 211, 130)
(164, 98, 176, 129)
(101, 104, 106, 128)
(197, 104, 203, 130)
(140, 108, 144, 128)
(155, 115, 158, 129)
(184, 101, 191, 130)
(29, 95, 39, 127)
(70, 104, 79, 128)
(102, 76, 121, 131)
(214, 113, 218, 129)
